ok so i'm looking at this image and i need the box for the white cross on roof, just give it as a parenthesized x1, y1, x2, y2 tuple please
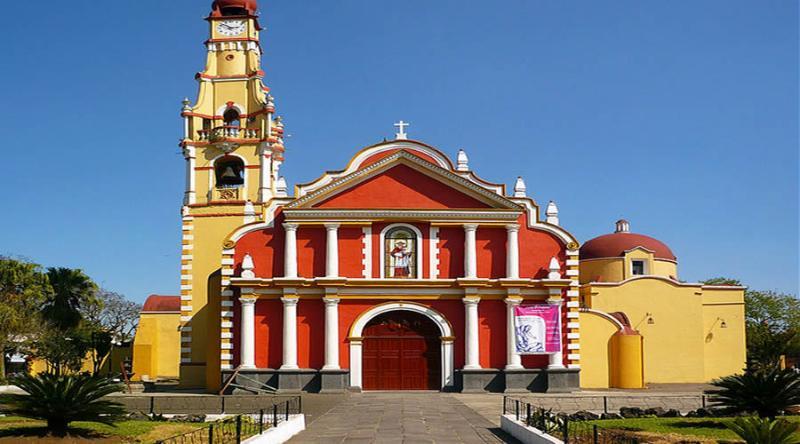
(394, 120, 409, 140)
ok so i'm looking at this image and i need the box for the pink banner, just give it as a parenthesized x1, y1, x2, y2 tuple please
(514, 305, 562, 354)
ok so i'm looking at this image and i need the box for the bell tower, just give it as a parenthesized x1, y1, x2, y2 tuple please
(178, 0, 287, 389)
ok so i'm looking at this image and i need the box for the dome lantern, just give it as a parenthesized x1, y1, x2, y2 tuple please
(211, 0, 258, 17)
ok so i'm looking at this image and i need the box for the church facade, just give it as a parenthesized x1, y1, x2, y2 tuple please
(134, 0, 746, 393)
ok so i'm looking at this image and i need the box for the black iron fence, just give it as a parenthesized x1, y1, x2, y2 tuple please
(503, 397, 639, 444)
(156, 396, 301, 444)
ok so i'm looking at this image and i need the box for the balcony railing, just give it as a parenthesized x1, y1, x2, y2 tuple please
(197, 126, 261, 142)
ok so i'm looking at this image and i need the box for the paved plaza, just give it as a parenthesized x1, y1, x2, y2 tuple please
(288, 392, 517, 444)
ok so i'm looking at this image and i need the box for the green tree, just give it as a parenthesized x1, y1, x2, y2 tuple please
(0, 257, 50, 381)
(707, 365, 800, 420)
(81, 289, 141, 374)
(727, 417, 800, 444)
(0, 373, 125, 437)
(43, 268, 97, 332)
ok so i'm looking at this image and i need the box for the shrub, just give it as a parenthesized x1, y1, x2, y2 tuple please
(707, 366, 800, 420)
(726, 417, 800, 444)
(0, 372, 126, 436)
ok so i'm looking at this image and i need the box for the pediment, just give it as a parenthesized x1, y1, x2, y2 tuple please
(284, 150, 520, 211)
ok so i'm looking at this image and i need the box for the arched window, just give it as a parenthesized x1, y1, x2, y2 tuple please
(384, 227, 417, 279)
(223, 109, 241, 127)
(215, 156, 244, 188)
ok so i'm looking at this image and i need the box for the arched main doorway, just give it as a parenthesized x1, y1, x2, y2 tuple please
(362, 311, 441, 390)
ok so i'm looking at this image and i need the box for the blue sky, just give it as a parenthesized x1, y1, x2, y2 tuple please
(0, 1, 796, 302)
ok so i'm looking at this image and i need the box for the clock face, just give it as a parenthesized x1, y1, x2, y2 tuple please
(217, 20, 246, 37)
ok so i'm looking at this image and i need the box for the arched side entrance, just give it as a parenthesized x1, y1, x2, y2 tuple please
(349, 302, 455, 390)
(363, 311, 441, 390)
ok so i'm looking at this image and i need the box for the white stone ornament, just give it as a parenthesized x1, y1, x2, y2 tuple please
(275, 177, 288, 197)
(243, 200, 256, 224)
(457, 150, 469, 172)
(241, 254, 256, 278)
(513, 177, 527, 197)
(547, 257, 562, 280)
(546, 201, 560, 226)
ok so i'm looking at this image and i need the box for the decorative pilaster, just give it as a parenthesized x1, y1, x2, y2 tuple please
(361, 226, 372, 278)
(239, 297, 257, 369)
(429, 226, 440, 279)
(280, 297, 299, 370)
(506, 224, 520, 279)
(325, 224, 340, 278)
(218, 247, 236, 370)
(505, 298, 523, 370)
(463, 297, 481, 370)
(283, 223, 298, 278)
(565, 242, 581, 369)
(463, 224, 478, 279)
(322, 297, 341, 370)
(179, 208, 194, 365)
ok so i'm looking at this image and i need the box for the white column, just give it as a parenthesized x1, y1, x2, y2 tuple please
(548, 299, 565, 369)
(463, 224, 478, 278)
(442, 338, 455, 388)
(280, 297, 299, 370)
(239, 297, 257, 369)
(258, 146, 273, 202)
(325, 224, 340, 278)
(506, 224, 520, 279)
(283, 223, 298, 278)
(322, 297, 340, 370)
(183, 146, 196, 205)
(463, 297, 481, 369)
(505, 298, 523, 370)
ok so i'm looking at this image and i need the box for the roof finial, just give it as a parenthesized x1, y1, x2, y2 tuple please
(615, 219, 630, 233)
(241, 253, 256, 279)
(394, 120, 409, 140)
(275, 177, 288, 197)
(546, 201, 559, 226)
(457, 149, 469, 171)
(547, 257, 562, 280)
(513, 176, 527, 198)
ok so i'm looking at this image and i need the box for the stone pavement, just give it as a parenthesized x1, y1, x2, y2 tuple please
(288, 392, 519, 443)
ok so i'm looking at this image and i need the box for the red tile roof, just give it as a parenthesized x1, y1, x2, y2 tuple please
(581, 232, 676, 261)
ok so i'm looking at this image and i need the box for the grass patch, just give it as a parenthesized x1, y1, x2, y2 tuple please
(588, 417, 800, 441)
(0, 416, 200, 443)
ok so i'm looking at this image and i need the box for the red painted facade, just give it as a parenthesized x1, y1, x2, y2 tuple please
(228, 143, 576, 387)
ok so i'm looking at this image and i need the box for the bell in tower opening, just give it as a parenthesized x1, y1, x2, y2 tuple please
(215, 156, 245, 188)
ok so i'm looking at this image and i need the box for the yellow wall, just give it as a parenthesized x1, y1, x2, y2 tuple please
(579, 252, 677, 284)
(701, 288, 747, 380)
(578, 311, 618, 388)
(132, 312, 181, 381)
(582, 277, 746, 385)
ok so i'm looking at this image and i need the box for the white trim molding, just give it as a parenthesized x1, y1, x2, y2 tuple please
(348, 302, 455, 390)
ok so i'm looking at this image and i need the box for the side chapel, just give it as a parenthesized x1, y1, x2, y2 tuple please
(131, 0, 746, 393)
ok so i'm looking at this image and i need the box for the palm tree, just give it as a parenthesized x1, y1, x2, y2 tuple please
(727, 417, 800, 444)
(707, 366, 800, 420)
(0, 373, 126, 437)
(43, 268, 97, 331)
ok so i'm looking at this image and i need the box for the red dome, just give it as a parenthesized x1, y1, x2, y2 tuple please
(142, 295, 181, 313)
(211, 0, 257, 17)
(581, 221, 676, 261)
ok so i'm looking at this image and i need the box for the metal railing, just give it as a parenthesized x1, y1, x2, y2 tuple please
(155, 397, 301, 444)
(503, 397, 639, 444)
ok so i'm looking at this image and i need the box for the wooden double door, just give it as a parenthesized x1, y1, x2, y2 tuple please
(362, 311, 442, 390)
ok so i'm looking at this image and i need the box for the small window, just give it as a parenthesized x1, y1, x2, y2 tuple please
(215, 156, 244, 188)
(632, 260, 646, 276)
(223, 109, 241, 127)
(384, 227, 417, 279)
